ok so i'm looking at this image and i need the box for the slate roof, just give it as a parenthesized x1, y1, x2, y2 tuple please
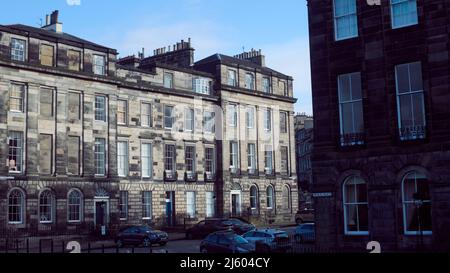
(195, 53, 292, 80)
(0, 24, 117, 54)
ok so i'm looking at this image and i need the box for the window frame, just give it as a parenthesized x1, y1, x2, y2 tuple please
(342, 176, 369, 236)
(119, 191, 128, 221)
(164, 144, 176, 173)
(186, 191, 197, 218)
(250, 185, 259, 210)
(203, 111, 215, 134)
(185, 145, 196, 174)
(228, 69, 237, 87)
(141, 142, 153, 179)
(93, 54, 106, 76)
(390, 0, 418, 29)
(117, 99, 128, 125)
(228, 104, 238, 127)
(264, 145, 274, 175)
(264, 108, 272, 131)
(164, 105, 175, 129)
(230, 141, 239, 174)
(94, 138, 107, 176)
(10, 38, 26, 62)
(94, 95, 107, 122)
(40, 43, 55, 67)
(333, 0, 359, 41)
(67, 49, 82, 71)
(9, 83, 25, 113)
(67, 189, 83, 223)
(245, 73, 255, 90)
(266, 185, 274, 210)
(117, 140, 129, 178)
(164, 72, 174, 88)
(141, 102, 152, 127)
(280, 111, 288, 134)
(39, 190, 55, 224)
(205, 146, 216, 177)
(246, 107, 255, 129)
(263, 77, 271, 93)
(8, 188, 25, 224)
(142, 191, 153, 220)
(394, 62, 426, 141)
(185, 108, 195, 132)
(206, 191, 215, 218)
(247, 143, 257, 174)
(401, 171, 432, 236)
(8, 131, 24, 174)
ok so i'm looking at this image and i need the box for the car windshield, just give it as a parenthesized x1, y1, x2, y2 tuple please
(138, 226, 152, 232)
(229, 235, 248, 244)
(223, 219, 243, 225)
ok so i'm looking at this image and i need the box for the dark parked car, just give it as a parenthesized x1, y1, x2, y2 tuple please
(115, 225, 169, 247)
(200, 231, 255, 253)
(186, 218, 255, 239)
(294, 223, 315, 243)
(243, 229, 292, 253)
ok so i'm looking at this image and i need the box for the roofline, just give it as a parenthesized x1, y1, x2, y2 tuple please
(0, 24, 118, 54)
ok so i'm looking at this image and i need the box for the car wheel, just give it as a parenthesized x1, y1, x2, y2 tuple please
(143, 238, 152, 247)
(116, 239, 124, 248)
(159, 242, 167, 246)
(200, 247, 208, 253)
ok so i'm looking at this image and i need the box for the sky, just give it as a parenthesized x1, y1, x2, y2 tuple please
(2, 0, 312, 115)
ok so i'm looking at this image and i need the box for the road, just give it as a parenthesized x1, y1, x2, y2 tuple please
(85, 239, 202, 253)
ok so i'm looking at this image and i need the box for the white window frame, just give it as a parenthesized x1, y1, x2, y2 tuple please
(164, 72, 174, 88)
(8, 188, 25, 224)
(186, 191, 196, 218)
(203, 111, 215, 134)
(230, 141, 239, 174)
(11, 38, 26, 62)
(205, 147, 216, 177)
(343, 176, 369, 236)
(117, 141, 129, 177)
(247, 143, 257, 174)
(402, 171, 432, 236)
(264, 145, 274, 175)
(193, 77, 211, 95)
(228, 104, 238, 127)
(141, 142, 153, 179)
(185, 108, 195, 132)
(264, 108, 272, 131)
(67, 189, 83, 223)
(94, 138, 106, 176)
(39, 190, 54, 224)
(9, 83, 25, 113)
(95, 95, 107, 122)
(206, 192, 215, 218)
(164, 105, 175, 129)
(117, 99, 128, 125)
(245, 73, 255, 90)
(8, 131, 24, 174)
(228, 69, 237, 87)
(280, 111, 288, 133)
(141, 102, 152, 127)
(333, 0, 358, 41)
(263, 77, 271, 93)
(266, 185, 275, 210)
(246, 107, 255, 129)
(164, 144, 176, 173)
(250, 185, 259, 210)
(142, 191, 153, 220)
(119, 191, 128, 221)
(338, 72, 364, 146)
(185, 145, 196, 175)
(390, 0, 418, 29)
(395, 62, 426, 141)
(93, 55, 106, 76)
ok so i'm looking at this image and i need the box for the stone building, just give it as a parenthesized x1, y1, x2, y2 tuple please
(0, 11, 297, 235)
(308, 0, 450, 251)
(295, 115, 313, 210)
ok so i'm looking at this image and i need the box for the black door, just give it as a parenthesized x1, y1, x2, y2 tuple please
(96, 202, 107, 226)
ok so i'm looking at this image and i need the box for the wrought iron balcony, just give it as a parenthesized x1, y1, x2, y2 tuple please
(204, 172, 216, 182)
(184, 172, 198, 182)
(340, 133, 365, 147)
(399, 125, 426, 141)
(163, 170, 178, 182)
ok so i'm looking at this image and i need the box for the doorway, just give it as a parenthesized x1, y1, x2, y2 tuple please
(94, 199, 109, 227)
(230, 190, 242, 217)
(165, 191, 176, 226)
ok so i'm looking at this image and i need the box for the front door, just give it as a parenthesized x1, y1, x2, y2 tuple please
(95, 201, 108, 227)
(231, 191, 241, 217)
(165, 191, 176, 226)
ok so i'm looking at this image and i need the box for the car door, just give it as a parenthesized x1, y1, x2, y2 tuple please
(217, 235, 233, 253)
(243, 231, 257, 244)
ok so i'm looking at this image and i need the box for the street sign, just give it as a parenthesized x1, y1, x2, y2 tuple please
(313, 192, 332, 198)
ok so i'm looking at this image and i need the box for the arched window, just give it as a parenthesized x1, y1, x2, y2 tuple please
(8, 189, 25, 224)
(250, 185, 259, 210)
(68, 189, 83, 222)
(266, 185, 274, 209)
(39, 190, 54, 223)
(343, 176, 369, 235)
(282, 185, 292, 211)
(402, 171, 432, 235)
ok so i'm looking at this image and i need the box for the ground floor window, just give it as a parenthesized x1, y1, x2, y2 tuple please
(142, 191, 152, 220)
(119, 191, 128, 220)
(250, 185, 259, 210)
(186, 191, 196, 218)
(343, 176, 369, 235)
(206, 192, 215, 218)
(39, 190, 54, 223)
(402, 171, 432, 235)
(266, 185, 274, 209)
(8, 189, 25, 224)
(68, 189, 83, 222)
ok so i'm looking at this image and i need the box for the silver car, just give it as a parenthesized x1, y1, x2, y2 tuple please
(242, 229, 292, 253)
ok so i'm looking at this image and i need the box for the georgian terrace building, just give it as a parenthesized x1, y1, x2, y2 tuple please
(0, 11, 297, 234)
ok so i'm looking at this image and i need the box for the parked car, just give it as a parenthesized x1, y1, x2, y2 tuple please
(200, 231, 255, 253)
(186, 218, 255, 239)
(295, 208, 315, 224)
(294, 223, 315, 243)
(242, 229, 292, 253)
(115, 225, 169, 247)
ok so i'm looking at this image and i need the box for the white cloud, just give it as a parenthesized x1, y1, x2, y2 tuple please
(263, 38, 312, 115)
(66, 0, 81, 6)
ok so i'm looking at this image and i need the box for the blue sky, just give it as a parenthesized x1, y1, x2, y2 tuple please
(2, 0, 312, 114)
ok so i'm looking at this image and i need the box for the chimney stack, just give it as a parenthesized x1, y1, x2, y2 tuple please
(234, 48, 266, 67)
(42, 10, 63, 33)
